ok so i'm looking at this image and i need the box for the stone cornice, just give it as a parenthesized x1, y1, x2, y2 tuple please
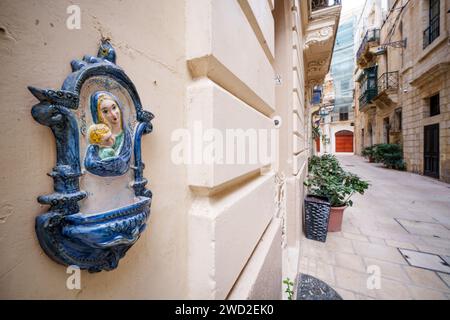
(410, 62, 450, 87)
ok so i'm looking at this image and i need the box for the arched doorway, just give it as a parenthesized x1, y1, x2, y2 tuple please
(335, 130, 354, 153)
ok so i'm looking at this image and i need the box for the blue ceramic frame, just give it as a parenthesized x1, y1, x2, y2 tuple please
(28, 40, 154, 272)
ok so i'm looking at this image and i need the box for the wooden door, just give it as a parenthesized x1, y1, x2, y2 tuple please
(335, 130, 354, 153)
(424, 124, 439, 178)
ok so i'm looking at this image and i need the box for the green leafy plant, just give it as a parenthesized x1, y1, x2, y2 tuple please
(361, 145, 375, 160)
(283, 278, 294, 300)
(372, 143, 406, 170)
(312, 125, 321, 140)
(304, 155, 369, 207)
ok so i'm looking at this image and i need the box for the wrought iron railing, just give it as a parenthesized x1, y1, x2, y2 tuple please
(356, 29, 380, 62)
(359, 88, 378, 109)
(378, 71, 399, 94)
(311, 0, 341, 12)
(423, 17, 440, 49)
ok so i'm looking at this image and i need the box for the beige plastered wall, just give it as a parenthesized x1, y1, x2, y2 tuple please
(0, 0, 190, 299)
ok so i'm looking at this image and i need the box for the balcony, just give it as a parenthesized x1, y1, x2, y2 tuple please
(311, 0, 342, 12)
(373, 71, 399, 109)
(377, 71, 399, 94)
(358, 66, 377, 111)
(302, 0, 342, 88)
(423, 17, 440, 49)
(356, 29, 380, 68)
(359, 88, 378, 110)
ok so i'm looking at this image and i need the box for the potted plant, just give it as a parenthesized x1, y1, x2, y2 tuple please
(372, 143, 406, 170)
(304, 155, 369, 232)
(362, 145, 376, 163)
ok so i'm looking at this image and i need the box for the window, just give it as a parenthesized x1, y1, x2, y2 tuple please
(423, 0, 440, 49)
(362, 66, 378, 93)
(341, 80, 350, 91)
(430, 93, 440, 117)
(339, 107, 349, 121)
(359, 66, 378, 107)
(394, 108, 402, 131)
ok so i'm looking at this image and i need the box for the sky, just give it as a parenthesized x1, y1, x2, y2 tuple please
(341, 0, 365, 14)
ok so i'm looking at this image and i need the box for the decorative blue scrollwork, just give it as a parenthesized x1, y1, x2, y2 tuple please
(28, 40, 154, 272)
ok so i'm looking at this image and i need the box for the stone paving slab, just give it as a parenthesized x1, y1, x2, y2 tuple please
(404, 266, 450, 292)
(399, 249, 450, 274)
(407, 285, 448, 300)
(385, 239, 417, 250)
(396, 219, 450, 239)
(437, 272, 450, 288)
(352, 241, 407, 264)
(334, 252, 366, 272)
(299, 155, 450, 300)
(375, 278, 412, 300)
(363, 257, 411, 283)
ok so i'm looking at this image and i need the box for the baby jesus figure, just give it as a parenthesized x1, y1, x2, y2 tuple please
(87, 123, 117, 160)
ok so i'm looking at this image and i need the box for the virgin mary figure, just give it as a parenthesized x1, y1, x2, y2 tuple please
(84, 91, 132, 177)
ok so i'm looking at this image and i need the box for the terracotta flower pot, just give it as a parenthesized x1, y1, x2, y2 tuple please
(328, 206, 347, 232)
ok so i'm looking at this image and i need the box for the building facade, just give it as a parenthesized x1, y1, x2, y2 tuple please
(313, 4, 364, 156)
(0, 0, 340, 299)
(321, 11, 358, 155)
(354, 0, 449, 183)
(354, 0, 388, 154)
(330, 13, 356, 153)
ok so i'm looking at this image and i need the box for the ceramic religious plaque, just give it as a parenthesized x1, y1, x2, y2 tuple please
(28, 40, 154, 272)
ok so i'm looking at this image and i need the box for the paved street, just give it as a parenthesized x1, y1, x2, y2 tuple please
(299, 155, 450, 300)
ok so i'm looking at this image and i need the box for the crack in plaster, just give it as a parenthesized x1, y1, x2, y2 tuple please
(114, 41, 179, 75)
(0, 203, 13, 224)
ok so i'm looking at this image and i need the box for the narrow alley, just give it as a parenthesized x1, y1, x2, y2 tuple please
(299, 155, 450, 300)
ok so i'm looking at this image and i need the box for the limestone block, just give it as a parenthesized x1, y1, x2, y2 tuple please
(284, 173, 306, 249)
(188, 174, 276, 299)
(186, 79, 274, 189)
(293, 132, 306, 155)
(186, 0, 275, 116)
(292, 30, 301, 51)
(293, 151, 308, 176)
(293, 70, 300, 95)
(293, 48, 300, 72)
(228, 218, 282, 300)
(293, 89, 304, 113)
(291, 11, 299, 34)
(293, 112, 304, 136)
(239, 0, 275, 60)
